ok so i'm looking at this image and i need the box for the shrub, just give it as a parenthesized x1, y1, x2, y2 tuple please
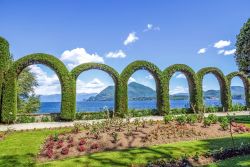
(16, 115, 35, 123)
(163, 115, 173, 124)
(41, 116, 50, 122)
(203, 117, 212, 127)
(207, 114, 218, 124)
(186, 114, 197, 124)
(61, 147, 69, 155)
(220, 119, 229, 130)
(77, 145, 86, 152)
(175, 115, 187, 125)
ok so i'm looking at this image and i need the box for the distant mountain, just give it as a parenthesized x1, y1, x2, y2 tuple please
(40, 84, 245, 102)
(87, 82, 156, 101)
(87, 83, 245, 101)
(40, 93, 97, 102)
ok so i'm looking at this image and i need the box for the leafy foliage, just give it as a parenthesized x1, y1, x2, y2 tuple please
(235, 18, 250, 76)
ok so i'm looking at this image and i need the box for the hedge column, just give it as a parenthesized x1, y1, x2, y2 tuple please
(71, 63, 120, 115)
(227, 72, 250, 109)
(197, 67, 230, 111)
(0, 37, 11, 121)
(119, 61, 164, 115)
(163, 64, 200, 113)
(1, 54, 75, 123)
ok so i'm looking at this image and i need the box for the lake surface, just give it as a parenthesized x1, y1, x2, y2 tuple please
(38, 99, 245, 113)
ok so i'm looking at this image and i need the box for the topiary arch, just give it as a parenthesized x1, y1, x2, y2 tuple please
(71, 63, 120, 113)
(162, 64, 200, 113)
(119, 61, 163, 116)
(197, 67, 230, 111)
(1, 54, 74, 123)
(227, 72, 250, 108)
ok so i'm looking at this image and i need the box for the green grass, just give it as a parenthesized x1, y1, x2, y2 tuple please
(0, 128, 70, 167)
(205, 155, 250, 167)
(0, 117, 250, 167)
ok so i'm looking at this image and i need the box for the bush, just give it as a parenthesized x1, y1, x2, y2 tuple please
(203, 117, 212, 127)
(207, 114, 218, 124)
(176, 115, 187, 125)
(186, 114, 198, 124)
(16, 115, 35, 123)
(220, 118, 229, 130)
(231, 104, 246, 111)
(41, 116, 50, 122)
(163, 115, 173, 124)
(128, 109, 157, 117)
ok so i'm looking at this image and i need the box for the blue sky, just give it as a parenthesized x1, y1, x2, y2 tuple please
(0, 0, 249, 95)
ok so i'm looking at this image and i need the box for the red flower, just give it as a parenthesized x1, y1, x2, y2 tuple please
(79, 139, 86, 145)
(61, 147, 69, 155)
(90, 143, 99, 149)
(46, 149, 53, 158)
(78, 145, 86, 152)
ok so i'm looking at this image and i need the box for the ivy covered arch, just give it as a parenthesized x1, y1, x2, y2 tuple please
(71, 63, 120, 113)
(162, 64, 200, 113)
(1, 54, 74, 123)
(119, 61, 163, 116)
(197, 67, 230, 111)
(227, 72, 250, 108)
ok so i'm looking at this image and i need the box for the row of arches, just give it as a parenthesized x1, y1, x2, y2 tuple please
(1, 54, 250, 123)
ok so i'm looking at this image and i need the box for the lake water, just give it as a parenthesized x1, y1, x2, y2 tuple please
(38, 99, 245, 113)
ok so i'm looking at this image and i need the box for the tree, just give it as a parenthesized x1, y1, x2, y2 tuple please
(235, 18, 250, 76)
(17, 67, 40, 113)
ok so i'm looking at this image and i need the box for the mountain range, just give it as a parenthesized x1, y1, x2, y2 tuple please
(40, 82, 245, 102)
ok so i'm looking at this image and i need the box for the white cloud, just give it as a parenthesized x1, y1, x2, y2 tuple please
(214, 40, 231, 48)
(29, 65, 61, 95)
(143, 24, 160, 32)
(198, 48, 206, 54)
(128, 77, 136, 83)
(123, 32, 139, 45)
(60, 48, 104, 70)
(145, 74, 153, 80)
(176, 73, 186, 79)
(224, 49, 236, 55)
(169, 86, 188, 95)
(218, 50, 225, 54)
(106, 50, 126, 58)
(77, 78, 106, 94)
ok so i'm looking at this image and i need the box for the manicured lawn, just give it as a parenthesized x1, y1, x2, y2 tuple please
(205, 155, 250, 167)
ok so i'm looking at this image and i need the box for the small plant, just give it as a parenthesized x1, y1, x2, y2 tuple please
(46, 149, 53, 158)
(207, 114, 218, 124)
(148, 119, 154, 125)
(53, 133, 59, 141)
(220, 119, 229, 130)
(203, 117, 212, 127)
(79, 138, 86, 145)
(193, 152, 199, 162)
(186, 114, 197, 125)
(77, 145, 86, 152)
(61, 147, 69, 155)
(134, 118, 141, 131)
(56, 140, 63, 149)
(90, 143, 99, 149)
(163, 115, 173, 124)
(72, 123, 81, 133)
(176, 115, 187, 125)
(111, 132, 119, 143)
(41, 116, 50, 122)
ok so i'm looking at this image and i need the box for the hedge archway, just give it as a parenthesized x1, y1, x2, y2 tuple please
(119, 61, 163, 116)
(71, 63, 120, 114)
(162, 64, 199, 113)
(227, 72, 250, 108)
(1, 54, 74, 123)
(197, 67, 230, 111)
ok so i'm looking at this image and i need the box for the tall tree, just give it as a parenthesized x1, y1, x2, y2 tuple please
(17, 67, 40, 113)
(235, 18, 250, 76)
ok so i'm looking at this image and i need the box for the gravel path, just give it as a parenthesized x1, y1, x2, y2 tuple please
(0, 111, 249, 132)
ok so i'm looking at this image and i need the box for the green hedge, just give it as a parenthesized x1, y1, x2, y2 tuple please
(1, 37, 250, 123)
(227, 72, 250, 108)
(119, 61, 163, 116)
(163, 64, 200, 113)
(1, 54, 74, 123)
(71, 63, 119, 114)
(0, 37, 11, 120)
(197, 67, 230, 111)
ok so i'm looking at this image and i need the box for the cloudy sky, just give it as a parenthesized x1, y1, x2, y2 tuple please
(0, 0, 249, 95)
